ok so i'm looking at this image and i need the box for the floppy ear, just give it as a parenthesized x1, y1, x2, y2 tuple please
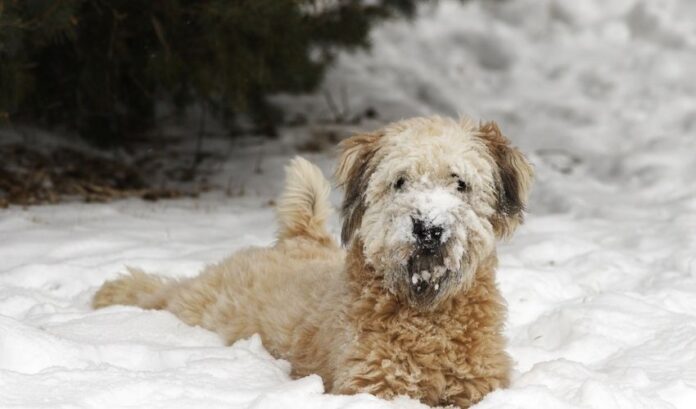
(477, 121, 534, 239)
(335, 131, 382, 245)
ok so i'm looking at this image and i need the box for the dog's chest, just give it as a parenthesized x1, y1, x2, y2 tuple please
(356, 297, 481, 370)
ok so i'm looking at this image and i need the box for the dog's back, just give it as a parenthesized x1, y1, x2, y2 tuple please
(92, 158, 345, 360)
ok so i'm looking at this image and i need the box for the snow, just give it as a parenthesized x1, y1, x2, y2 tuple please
(2, 0, 696, 408)
(410, 186, 460, 239)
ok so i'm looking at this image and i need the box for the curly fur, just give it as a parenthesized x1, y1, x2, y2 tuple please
(93, 117, 533, 408)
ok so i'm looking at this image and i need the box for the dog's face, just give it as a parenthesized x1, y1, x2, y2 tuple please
(337, 117, 533, 310)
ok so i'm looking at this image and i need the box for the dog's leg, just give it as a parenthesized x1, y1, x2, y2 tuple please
(444, 377, 509, 409)
(92, 266, 219, 329)
(92, 267, 174, 310)
(333, 366, 506, 409)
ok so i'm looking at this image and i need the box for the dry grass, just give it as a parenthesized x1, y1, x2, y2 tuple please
(0, 144, 196, 208)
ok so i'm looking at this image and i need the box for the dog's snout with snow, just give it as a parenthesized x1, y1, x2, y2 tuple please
(409, 187, 458, 249)
(411, 217, 444, 250)
(406, 188, 460, 303)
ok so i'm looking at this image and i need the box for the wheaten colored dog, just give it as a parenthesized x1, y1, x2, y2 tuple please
(93, 116, 533, 408)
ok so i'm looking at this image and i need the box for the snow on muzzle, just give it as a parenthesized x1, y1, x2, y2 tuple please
(401, 187, 463, 306)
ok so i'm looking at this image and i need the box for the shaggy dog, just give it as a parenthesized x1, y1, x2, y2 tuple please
(93, 116, 533, 408)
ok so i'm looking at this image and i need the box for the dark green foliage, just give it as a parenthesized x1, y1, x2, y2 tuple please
(0, 0, 423, 145)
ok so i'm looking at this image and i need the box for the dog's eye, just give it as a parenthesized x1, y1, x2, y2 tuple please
(394, 177, 406, 191)
(457, 179, 468, 192)
(451, 173, 468, 192)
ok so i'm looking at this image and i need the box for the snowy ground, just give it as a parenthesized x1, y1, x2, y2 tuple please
(2, 0, 696, 408)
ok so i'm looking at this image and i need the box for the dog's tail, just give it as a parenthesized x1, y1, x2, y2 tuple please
(276, 156, 335, 244)
(92, 267, 173, 310)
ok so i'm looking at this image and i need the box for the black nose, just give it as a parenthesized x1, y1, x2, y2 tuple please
(412, 218, 444, 249)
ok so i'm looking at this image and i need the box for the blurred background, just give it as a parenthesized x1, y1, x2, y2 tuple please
(2, 3, 696, 407)
(1, 0, 695, 209)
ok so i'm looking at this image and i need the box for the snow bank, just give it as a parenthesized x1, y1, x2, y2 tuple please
(2, 0, 696, 408)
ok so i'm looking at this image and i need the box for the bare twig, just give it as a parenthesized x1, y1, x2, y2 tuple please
(189, 102, 207, 177)
(323, 89, 343, 123)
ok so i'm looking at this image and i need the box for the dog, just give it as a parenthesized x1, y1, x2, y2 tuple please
(93, 116, 533, 408)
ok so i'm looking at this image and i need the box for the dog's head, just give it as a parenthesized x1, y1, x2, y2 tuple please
(336, 116, 533, 310)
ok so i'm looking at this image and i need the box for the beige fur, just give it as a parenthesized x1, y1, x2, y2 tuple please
(93, 117, 534, 408)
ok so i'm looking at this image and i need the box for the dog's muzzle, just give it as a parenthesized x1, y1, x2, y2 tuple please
(407, 250, 451, 306)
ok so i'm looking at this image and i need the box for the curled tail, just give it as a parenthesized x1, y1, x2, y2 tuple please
(276, 157, 335, 245)
(92, 267, 173, 310)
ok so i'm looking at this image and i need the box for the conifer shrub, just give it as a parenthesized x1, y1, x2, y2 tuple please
(0, 0, 422, 145)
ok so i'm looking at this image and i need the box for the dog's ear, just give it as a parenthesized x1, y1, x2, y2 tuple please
(477, 121, 534, 239)
(335, 131, 382, 245)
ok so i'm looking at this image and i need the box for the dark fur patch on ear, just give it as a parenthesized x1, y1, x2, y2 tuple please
(340, 148, 377, 245)
(478, 122, 524, 216)
(335, 132, 382, 245)
(477, 121, 533, 237)
(497, 153, 525, 216)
